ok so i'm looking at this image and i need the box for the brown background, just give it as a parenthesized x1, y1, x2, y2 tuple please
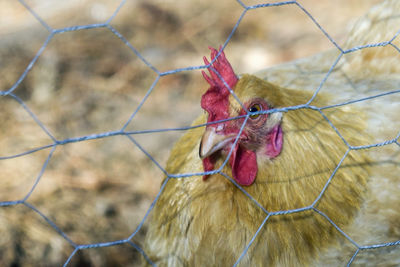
(0, 0, 382, 266)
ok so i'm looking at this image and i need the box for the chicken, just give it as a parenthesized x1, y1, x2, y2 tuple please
(142, 1, 400, 266)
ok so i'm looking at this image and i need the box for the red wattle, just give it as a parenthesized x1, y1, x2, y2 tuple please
(229, 144, 258, 186)
(202, 157, 215, 180)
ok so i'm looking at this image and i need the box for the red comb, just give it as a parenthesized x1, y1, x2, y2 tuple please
(201, 46, 238, 123)
(201, 46, 238, 91)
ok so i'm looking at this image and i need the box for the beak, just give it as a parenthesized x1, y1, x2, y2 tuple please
(199, 127, 236, 159)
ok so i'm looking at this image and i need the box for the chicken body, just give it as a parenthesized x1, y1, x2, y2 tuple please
(144, 78, 372, 266)
(143, 1, 400, 266)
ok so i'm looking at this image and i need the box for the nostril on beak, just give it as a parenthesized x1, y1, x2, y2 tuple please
(199, 140, 203, 158)
(199, 128, 236, 159)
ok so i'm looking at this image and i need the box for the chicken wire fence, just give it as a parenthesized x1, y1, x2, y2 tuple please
(1, 0, 400, 266)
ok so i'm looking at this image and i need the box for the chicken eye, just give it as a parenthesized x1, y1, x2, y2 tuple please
(249, 104, 262, 119)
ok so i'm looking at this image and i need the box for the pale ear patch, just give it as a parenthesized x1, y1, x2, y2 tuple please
(265, 112, 283, 131)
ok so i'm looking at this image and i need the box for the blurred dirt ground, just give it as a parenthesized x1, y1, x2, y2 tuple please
(0, 0, 381, 266)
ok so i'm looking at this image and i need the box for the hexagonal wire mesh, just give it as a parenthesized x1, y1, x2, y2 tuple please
(0, 0, 399, 266)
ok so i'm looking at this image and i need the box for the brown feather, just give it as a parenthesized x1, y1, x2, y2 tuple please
(143, 75, 371, 266)
(143, 1, 400, 265)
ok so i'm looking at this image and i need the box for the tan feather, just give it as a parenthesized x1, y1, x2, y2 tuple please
(143, 1, 400, 266)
